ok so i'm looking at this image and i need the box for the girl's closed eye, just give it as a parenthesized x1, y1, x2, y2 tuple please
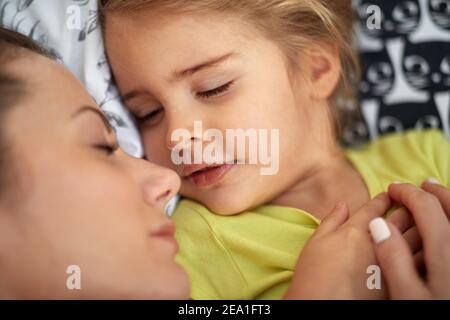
(196, 80, 234, 99)
(135, 107, 164, 127)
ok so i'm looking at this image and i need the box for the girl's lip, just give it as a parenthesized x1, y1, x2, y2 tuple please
(187, 163, 235, 188)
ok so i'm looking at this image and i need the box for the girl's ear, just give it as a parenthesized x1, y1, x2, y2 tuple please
(300, 44, 342, 101)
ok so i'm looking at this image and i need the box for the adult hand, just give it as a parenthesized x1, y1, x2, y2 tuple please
(369, 179, 450, 299)
(285, 192, 416, 299)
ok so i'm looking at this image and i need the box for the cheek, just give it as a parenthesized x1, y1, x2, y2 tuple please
(142, 131, 177, 171)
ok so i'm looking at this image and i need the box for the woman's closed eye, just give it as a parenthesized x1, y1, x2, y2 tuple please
(94, 140, 119, 155)
(74, 106, 121, 156)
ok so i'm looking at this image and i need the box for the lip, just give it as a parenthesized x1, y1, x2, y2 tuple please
(183, 163, 236, 188)
(150, 222, 179, 253)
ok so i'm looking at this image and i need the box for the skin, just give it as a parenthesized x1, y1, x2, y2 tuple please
(104, 11, 370, 218)
(0, 53, 189, 299)
(104, 10, 450, 299)
(373, 181, 450, 299)
(285, 181, 450, 300)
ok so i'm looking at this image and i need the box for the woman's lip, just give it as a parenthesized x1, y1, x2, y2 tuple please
(151, 221, 175, 238)
(157, 235, 179, 254)
(188, 163, 235, 188)
(150, 222, 179, 253)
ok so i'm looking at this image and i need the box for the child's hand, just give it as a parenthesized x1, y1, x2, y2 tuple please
(284, 192, 419, 300)
(369, 180, 450, 299)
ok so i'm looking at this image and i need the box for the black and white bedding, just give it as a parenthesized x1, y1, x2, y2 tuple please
(351, 0, 450, 145)
(1, 0, 449, 148)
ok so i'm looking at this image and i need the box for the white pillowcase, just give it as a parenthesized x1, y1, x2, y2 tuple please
(0, 0, 143, 158)
(0, 0, 181, 215)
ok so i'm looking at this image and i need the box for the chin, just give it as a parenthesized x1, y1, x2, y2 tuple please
(199, 192, 257, 216)
(139, 265, 190, 300)
(158, 266, 191, 300)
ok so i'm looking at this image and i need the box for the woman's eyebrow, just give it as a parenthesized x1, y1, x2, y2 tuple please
(72, 105, 114, 133)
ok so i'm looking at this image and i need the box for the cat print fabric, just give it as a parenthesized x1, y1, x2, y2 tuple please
(351, 0, 450, 145)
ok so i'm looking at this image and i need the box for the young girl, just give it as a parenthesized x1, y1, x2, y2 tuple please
(100, 0, 450, 299)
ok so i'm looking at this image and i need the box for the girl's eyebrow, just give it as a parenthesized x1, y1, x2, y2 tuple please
(171, 51, 236, 81)
(121, 52, 238, 103)
(72, 105, 114, 134)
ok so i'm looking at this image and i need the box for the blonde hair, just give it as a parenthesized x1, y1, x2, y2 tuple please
(100, 0, 360, 140)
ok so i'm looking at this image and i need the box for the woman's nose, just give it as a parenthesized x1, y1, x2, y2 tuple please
(140, 163, 181, 209)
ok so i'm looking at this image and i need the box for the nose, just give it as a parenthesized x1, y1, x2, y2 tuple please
(165, 109, 205, 151)
(142, 163, 180, 209)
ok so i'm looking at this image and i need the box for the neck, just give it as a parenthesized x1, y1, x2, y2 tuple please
(271, 147, 370, 220)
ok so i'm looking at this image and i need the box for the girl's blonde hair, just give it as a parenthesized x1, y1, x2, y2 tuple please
(100, 0, 360, 141)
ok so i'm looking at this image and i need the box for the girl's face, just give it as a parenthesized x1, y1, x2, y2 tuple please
(0, 55, 189, 299)
(106, 11, 339, 215)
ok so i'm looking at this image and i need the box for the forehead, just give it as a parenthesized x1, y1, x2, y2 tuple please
(8, 54, 96, 119)
(104, 11, 258, 76)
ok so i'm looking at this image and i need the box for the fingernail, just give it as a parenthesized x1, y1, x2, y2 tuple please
(426, 177, 440, 185)
(391, 181, 402, 185)
(369, 218, 391, 244)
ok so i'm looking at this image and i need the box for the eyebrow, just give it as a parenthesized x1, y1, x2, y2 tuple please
(122, 52, 236, 103)
(72, 105, 114, 134)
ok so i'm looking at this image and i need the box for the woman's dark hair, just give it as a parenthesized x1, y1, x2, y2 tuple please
(0, 27, 53, 192)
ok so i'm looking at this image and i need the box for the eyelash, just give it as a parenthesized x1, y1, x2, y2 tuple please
(196, 81, 234, 99)
(95, 142, 119, 155)
(135, 81, 234, 123)
(137, 109, 163, 123)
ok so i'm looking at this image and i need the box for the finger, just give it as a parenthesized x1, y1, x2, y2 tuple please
(314, 202, 349, 238)
(387, 206, 414, 233)
(388, 183, 450, 250)
(403, 226, 422, 254)
(414, 250, 426, 279)
(349, 192, 391, 228)
(421, 178, 450, 220)
(369, 218, 429, 299)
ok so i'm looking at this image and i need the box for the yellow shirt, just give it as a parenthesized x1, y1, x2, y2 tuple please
(173, 129, 450, 300)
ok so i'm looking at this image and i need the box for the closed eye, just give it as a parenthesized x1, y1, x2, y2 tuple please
(196, 81, 234, 99)
(136, 108, 163, 124)
(95, 142, 119, 155)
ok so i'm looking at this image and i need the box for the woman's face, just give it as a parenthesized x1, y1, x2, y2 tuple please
(105, 11, 337, 215)
(0, 54, 189, 299)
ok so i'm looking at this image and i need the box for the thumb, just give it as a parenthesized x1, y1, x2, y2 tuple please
(314, 202, 349, 238)
(369, 218, 428, 299)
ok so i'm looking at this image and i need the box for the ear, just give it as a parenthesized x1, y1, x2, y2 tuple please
(301, 44, 342, 101)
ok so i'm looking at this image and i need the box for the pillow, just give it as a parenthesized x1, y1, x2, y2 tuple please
(0, 0, 143, 158)
(348, 0, 450, 146)
(0, 0, 183, 214)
